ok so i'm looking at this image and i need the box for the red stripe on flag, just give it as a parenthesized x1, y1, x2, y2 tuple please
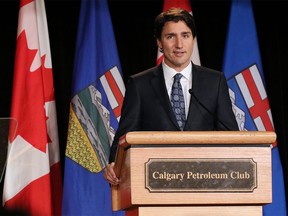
(163, 0, 191, 11)
(242, 68, 274, 131)
(105, 70, 124, 118)
(5, 174, 52, 216)
(157, 54, 164, 66)
(20, 0, 33, 8)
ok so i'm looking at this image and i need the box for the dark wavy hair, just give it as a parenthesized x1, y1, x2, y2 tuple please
(154, 7, 197, 40)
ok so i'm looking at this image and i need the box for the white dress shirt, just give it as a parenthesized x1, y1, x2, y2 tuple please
(162, 61, 192, 118)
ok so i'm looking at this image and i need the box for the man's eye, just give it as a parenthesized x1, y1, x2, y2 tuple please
(167, 35, 174, 39)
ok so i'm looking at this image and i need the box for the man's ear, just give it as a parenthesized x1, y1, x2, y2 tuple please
(156, 39, 162, 49)
(192, 36, 196, 46)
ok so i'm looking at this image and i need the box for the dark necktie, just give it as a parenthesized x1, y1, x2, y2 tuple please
(170, 73, 186, 130)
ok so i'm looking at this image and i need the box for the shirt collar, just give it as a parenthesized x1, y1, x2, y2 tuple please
(162, 60, 192, 81)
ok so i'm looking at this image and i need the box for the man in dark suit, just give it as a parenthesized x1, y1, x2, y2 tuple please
(104, 8, 238, 185)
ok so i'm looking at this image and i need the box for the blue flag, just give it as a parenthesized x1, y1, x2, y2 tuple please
(223, 0, 287, 215)
(62, 0, 125, 215)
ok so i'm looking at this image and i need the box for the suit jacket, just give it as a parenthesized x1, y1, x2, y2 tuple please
(109, 63, 238, 162)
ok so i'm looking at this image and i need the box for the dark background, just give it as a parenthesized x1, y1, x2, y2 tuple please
(0, 0, 287, 207)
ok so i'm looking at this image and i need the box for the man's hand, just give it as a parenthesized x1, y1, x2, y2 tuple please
(103, 162, 120, 185)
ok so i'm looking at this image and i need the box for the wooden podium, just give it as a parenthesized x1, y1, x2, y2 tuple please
(111, 131, 275, 216)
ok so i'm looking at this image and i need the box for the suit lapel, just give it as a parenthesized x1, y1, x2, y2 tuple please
(185, 63, 200, 130)
(150, 65, 180, 129)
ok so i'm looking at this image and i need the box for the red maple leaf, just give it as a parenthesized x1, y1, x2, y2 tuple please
(10, 31, 50, 152)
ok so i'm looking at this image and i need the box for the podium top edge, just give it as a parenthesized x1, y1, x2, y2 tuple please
(119, 131, 276, 146)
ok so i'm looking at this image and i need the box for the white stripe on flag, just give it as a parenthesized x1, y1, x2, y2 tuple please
(250, 65, 267, 100)
(254, 116, 265, 131)
(235, 73, 254, 108)
(100, 66, 125, 110)
(4, 136, 50, 201)
(100, 76, 118, 109)
(110, 66, 125, 96)
(267, 109, 274, 128)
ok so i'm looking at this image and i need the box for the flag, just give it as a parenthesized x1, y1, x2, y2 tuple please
(62, 0, 125, 215)
(223, 0, 287, 215)
(3, 0, 62, 215)
(157, 0, 200, 65)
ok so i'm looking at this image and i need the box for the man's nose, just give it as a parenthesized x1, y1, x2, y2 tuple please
(175, 36, 183, 48)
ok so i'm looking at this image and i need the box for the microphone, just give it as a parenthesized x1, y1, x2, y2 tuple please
(188, 89, 231, 130)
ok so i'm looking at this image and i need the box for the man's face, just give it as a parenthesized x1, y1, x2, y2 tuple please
(157, 21, 195, 72)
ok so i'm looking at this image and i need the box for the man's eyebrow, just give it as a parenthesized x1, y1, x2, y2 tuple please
(164, 31, 191, 35)
(164, 32, 176, 36)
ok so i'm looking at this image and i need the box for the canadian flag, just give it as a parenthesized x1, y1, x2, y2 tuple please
(3, 0, 62, 215)
(156, 0, 201, 66)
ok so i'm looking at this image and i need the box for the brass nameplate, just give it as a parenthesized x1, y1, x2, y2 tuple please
(145, 158, 257, 192)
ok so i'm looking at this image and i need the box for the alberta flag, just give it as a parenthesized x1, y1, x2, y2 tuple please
(223, 0, 287, 215)
(62, 0, 125, 215)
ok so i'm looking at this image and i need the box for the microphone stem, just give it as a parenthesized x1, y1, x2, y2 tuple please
(189, 89, 230, 131)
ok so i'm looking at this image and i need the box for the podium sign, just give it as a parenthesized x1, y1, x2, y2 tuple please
(145, 158, 257, 192)
(112, 131, 275, 216)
